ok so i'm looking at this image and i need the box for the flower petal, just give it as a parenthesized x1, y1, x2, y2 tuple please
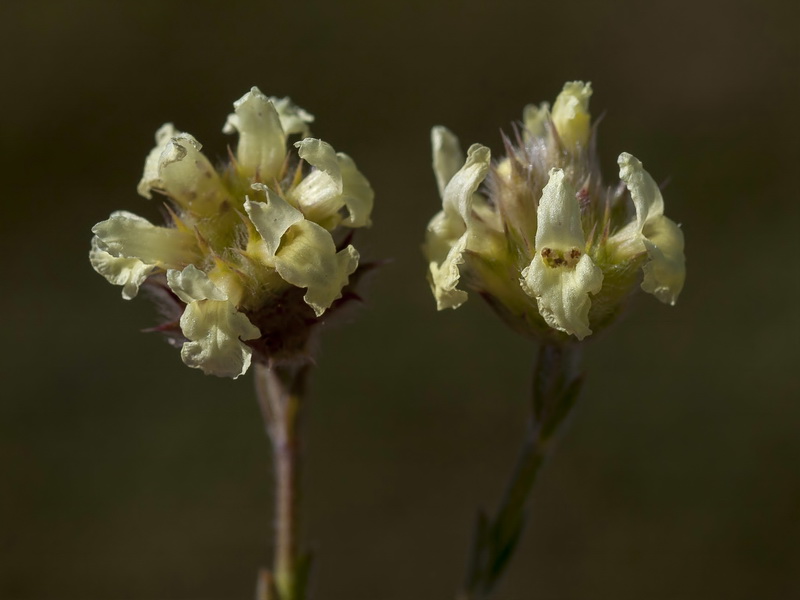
(165, 265, 260, 378)
(617, 152, 664, 231)
(224, 87, 286, 181)
(89, 237, 154, 299)
(617, 152, 685, 304)
(291, 138, 343, 222)
(272, 220, 359, 316)
(443, 143, 491, 223)
(295, 139, 341, 188)
(522, 168, 603, 338)
(153, 133, 226, 215)
(338, 153, 374, 228)
(427, 233, 468, 310)
(138, 123, 178, 199)
(641, 216, 685, 305)
(291, 140, 374, 229)
(138, 126, 225, 215)
(424, 143, 491, 310)
(534, 169, 585, 251)
(179, 298, 261, 379)
(269, 96, 315, 137)
(522, 101, 550, 139)
(521, 252, 603, 340)
(431, 126, 465, 198)
(91, 211, 198, 267)
(551, 81, 592, 152)
(167, 264, 228, 303)
(244, 185, 304, 257)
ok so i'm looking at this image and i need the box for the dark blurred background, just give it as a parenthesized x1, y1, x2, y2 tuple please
(1, 0, 799, 598)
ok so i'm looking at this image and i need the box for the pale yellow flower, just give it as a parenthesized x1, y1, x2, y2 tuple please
(91, 87, 374, 377)
(425, 136, 492, 310)
(611, 153, 685, 305)
(424, 81, 685, 340)
(167, 265, 261, 378)
(520, 169, 603, 339)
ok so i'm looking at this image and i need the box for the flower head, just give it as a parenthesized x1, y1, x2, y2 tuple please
(424, 81, 685, 340)
(91, 87, 374, 377)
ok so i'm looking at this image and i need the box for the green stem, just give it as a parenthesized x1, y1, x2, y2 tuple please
(461, 339, 584, 600)
(255, 361, 311, 600)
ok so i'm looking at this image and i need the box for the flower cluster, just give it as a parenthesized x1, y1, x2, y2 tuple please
(424, 81, 685, 340)
(90, 87, 374, 378)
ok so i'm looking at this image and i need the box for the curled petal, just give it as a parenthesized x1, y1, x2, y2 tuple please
(535, 169, 585, 251)
(427, 233, 468, 310)
(617, 152, 685, 304)
(245, 185, 304, 257)
(338, 153, 373, 228)
(641, 216, 685, 305)
(431, 126, 464, 198)
(154, 133, 226, 215)
(521, 253, 603, 340)
(179, 298, 261, 379)
(424, 144, 491, 311)
(291, 140, 373, 228)
(138, 123, 178, 198)
(89, 237, 154, 299)
(522, 101, 550, 139)
(138, 127, 225, 215)
(296, 139, 341, 188)
(443, 143, 491, 223)
(167, 264, 228, 304)
(166, 265, 260, 378)
(424, 211, 462, 269)
(618, 152, 665, 231)
(270, 96, 315, 137)
(292, 139, 343, 222)
(92, 211, 198, 267)
(273, 220, 359, 316)
(551, 81, 592, 152)
(224, 87, 286, 181)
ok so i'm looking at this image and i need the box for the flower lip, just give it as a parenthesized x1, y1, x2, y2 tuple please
(520, 168, 603, 340)
(244, 184, 304, 258)
(540, 247, 582, 269)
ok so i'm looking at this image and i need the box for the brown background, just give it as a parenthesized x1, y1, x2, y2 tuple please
(1, 0, 799, 598)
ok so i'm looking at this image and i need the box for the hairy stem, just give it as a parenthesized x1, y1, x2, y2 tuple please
(255, 361, 310, 600)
